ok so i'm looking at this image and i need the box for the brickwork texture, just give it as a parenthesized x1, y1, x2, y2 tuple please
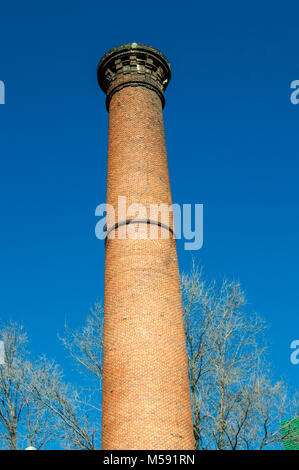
(98, 43, 194, 450)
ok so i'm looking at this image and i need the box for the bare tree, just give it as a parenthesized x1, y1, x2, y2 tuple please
(0, 322, 56, 449)
(28, 357, 100, 449)
(49, 302, 104, 448)
(181, 261, 298, 449)
(59, 302, 103, 382)
(0, 314, 102, 450)
(0, 321, 96, 450)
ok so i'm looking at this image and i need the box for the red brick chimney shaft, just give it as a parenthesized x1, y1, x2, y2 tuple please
(98, 43, 194, 450)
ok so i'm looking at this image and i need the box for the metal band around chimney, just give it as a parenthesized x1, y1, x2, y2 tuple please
(105, 218, 175, 240)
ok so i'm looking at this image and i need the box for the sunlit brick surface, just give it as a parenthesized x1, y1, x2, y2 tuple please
(99, 44, 194, 450)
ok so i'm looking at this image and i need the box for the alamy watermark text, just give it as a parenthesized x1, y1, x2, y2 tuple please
(0, 81, 5, 104)
(95, 196, 203, 251)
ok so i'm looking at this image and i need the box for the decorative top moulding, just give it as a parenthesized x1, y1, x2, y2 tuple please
(97, 43, 172, 110)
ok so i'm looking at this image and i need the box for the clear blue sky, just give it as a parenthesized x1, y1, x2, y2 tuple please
(0, 1, 298, 393)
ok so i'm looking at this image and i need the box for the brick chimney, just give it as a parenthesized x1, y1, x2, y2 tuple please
(97, 43, 194, 450)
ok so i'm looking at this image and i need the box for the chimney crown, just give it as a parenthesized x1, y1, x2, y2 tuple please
(97, 43, 171, 110)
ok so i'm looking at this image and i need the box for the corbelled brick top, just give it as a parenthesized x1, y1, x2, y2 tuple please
(97, 43, 171, 110)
